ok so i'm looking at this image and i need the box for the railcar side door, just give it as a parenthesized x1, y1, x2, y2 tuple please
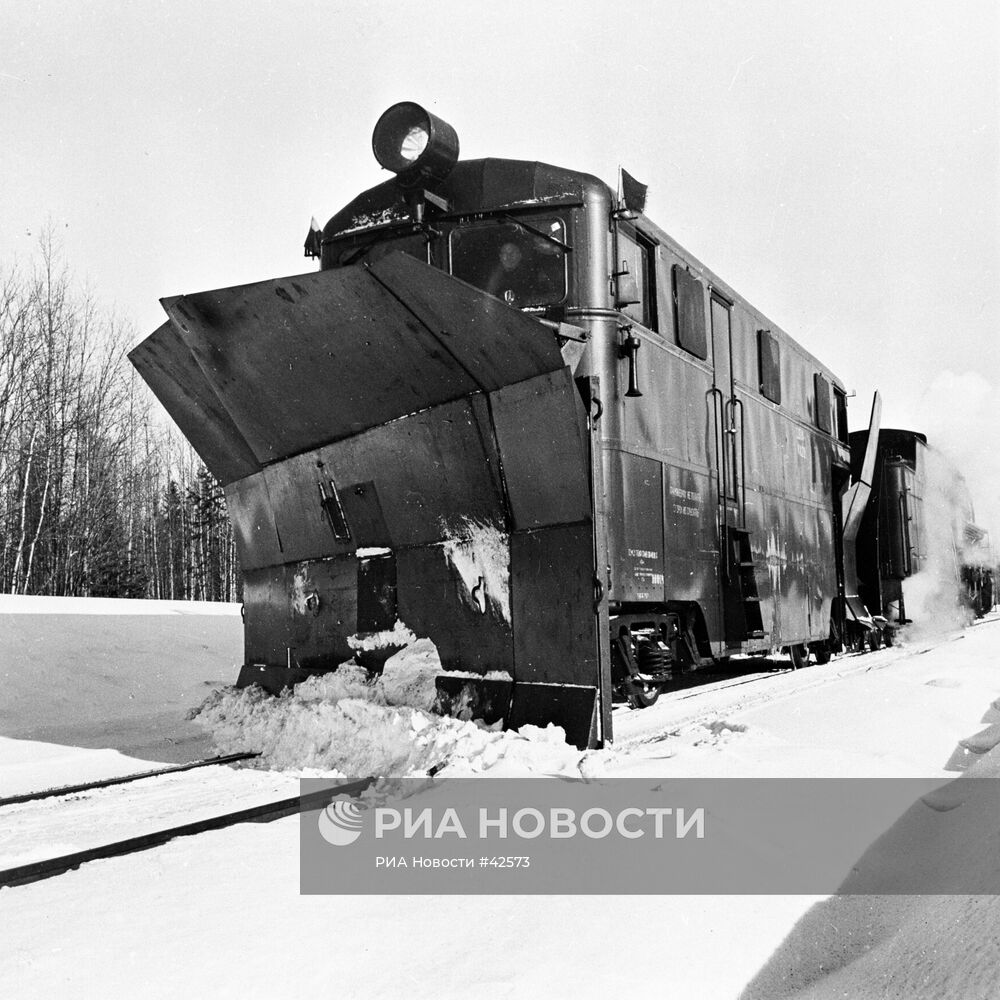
(708, 293, 759, 645)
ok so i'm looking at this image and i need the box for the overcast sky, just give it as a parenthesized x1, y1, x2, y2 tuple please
(3, 1, 998, 519)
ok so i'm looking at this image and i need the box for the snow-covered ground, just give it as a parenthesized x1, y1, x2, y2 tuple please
(1, 598, 999, 998)
(0, 594, 242, 762)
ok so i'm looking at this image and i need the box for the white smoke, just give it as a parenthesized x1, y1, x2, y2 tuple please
(916, 370, 1000, 541)
(900, 447, 973, 638)
(899, 369, 1000, 637)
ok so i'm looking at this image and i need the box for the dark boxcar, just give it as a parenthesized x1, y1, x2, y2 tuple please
(130, 103, 855, 748)
(851, 428, 996, 630)
(848, 428, 927, 632)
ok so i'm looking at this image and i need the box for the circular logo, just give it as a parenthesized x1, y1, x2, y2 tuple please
(317, 797, 366, 846)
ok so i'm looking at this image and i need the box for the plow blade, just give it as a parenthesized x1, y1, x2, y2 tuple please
(133, 252, 567, 478)
(130, 254, 606, 747)
(842, 392, 882, 629)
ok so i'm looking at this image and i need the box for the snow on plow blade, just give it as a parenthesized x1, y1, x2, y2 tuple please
(129, 253, 602, 748)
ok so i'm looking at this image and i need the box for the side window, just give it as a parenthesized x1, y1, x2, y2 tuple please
(814, 373, 833, 433)
(757, 329, 781, 404)
(673, 265, 707, 359)
(616, 227, 656, 330)
(834, 387, 849, 444)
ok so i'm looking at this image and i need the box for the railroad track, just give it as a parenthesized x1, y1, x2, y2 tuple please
(613, 633, 973, 748)
(9, 622, 993, 890)
(0, 751, 261, 808)
(0, 756, 373, 890)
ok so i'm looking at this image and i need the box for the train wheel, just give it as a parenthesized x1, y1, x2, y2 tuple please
(625, 679, 661, 709)
(812, 642, 832, 665)
(845, 630, 866, 654)
(789, 644, 810, 670)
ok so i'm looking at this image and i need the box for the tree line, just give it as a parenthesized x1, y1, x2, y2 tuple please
(0, 235, 240, 602)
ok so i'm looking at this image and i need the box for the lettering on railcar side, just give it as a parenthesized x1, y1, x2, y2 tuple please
(668, 486, 700, 502)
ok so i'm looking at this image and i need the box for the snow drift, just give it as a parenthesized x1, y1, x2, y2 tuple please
(190, 637, 585, 777)
(741, 687, 1000, 999)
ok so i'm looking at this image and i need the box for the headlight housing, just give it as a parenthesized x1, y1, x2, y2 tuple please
(372, 102, 459, 186)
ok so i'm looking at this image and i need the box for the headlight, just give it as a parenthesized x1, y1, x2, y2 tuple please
(399, 124, 429, 163)
(372, 102, 459, 185)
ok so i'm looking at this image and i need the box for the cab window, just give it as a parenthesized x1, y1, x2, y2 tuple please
(326, 231, 432, 268)
(450, 218, 567, 308)
(616, 226, 657, 330)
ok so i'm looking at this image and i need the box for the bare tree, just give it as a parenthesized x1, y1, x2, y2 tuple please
(0, 231, 241, 602)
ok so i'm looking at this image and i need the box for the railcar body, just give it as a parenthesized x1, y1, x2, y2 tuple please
(130, 103, 857, 748)
(850, 428, 996, 631)
(848, 428, 927, 632)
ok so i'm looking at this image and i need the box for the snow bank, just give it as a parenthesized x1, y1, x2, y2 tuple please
(0, 736, 161, 797)
(742, 676, 1000, 998)
(0, 594, 240, 616)
(741, 894, 1000, 999)
(0, 601, 241, 761)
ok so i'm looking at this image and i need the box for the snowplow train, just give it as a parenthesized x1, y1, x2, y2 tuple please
(129, 102, 995, 750)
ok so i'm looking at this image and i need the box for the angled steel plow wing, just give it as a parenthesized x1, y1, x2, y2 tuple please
(130, 254, 604, 747)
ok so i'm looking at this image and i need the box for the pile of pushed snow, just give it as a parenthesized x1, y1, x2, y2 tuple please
(378, 637, 441, 710)
(190, 639, 589, 778)
(346, 619, 418, 653)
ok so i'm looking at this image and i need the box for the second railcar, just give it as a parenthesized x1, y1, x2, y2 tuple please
(849, 428, 927, 636)
(851, 428, 996, 633)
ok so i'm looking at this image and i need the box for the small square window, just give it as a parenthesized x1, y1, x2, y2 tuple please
(834, 387, 849, 444)
(616, 226, 657, 330)
(673, 265, 707, 359)
(758, 329, 781, 404)
(814, 373, 833, 433)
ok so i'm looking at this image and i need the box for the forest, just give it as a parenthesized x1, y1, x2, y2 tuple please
(0, 235, 239, 602)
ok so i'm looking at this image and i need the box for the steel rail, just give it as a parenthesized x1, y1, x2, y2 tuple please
(0, 752, 262, 809)
(0, 776, 375, 890)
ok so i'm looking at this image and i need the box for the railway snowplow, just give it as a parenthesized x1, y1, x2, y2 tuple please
(129, 252, 608, 749)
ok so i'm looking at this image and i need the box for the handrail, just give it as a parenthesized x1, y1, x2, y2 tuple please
(707, 385, 727, 578)
(729, 395, 747, 526)
(899, 488, 913, 576)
